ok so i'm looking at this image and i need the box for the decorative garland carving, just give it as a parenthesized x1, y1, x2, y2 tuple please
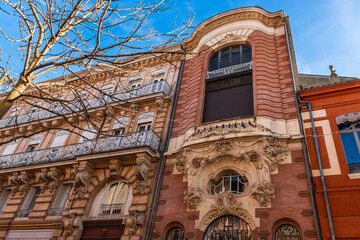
(264, 136, 288, 172)
(135, 155, 151, 195)
(184, 190, 202, 210)
(124, 210, 145, 235)
(251, 183, 275, 207)
(200, 193, 255, 229)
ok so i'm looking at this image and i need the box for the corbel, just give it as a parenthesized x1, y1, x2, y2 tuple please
(73, 162, 94, 199)
(155, 98, 164, 112)
(134, 153, 151, 195)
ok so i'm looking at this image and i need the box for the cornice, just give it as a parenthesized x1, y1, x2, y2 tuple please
(184, 7, 284, 51)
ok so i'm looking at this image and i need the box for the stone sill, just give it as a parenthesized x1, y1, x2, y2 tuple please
(348, 173, 360, 179)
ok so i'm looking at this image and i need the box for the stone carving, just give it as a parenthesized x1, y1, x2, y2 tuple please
(38, 168, 61, 193)
(73, 163, 93, 199)
(124, 210, 145, 235)
(192, 157, 208, 168)
(215, 141, 232, 153)
(264, 137, 288, 172)
(186, 118, 270, 141)
(8, 172, 32, 196)
(155, 98, 164, 112)
(200, 193, 255, 229)
(62, 213, 82, 236)
(175, 149, 188, 175)
(251, 183, 275, 207)
(109, 160, 122, 177)
(137, 112, 154, 124)
(135, 156, 151, 195)
(184, 190, 202, 210)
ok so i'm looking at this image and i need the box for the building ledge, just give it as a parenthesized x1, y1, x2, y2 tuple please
(348, 173, 360, 179)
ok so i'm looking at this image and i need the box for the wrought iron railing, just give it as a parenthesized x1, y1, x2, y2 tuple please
(98, 203, 123, 218)
(18, 209, 32, 217)
(206, 61, 252, 79)
(0, 81, 170, 128)
(0, 130, 160, 169)
(48, 207, 65, 216)
(347, 155, 360, 174)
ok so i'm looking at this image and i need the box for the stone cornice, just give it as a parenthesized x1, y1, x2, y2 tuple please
(184, 7, 284, 51)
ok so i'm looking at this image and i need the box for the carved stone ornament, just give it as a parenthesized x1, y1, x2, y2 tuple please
(251, 183, 275, 207)
(155, 98, 164, 112)
(175, 149, 188, 176)
(215, 141, 232, 153)
(264, 137, 288, 172)
(200, 193, 255, 229)
(184, 190, 202, 210)
(62, 213, 82, 236)
(109, 160, 122, 177)
(135, 156, 151, 195)
(73, 163, 93, 199)
(39, 168, 61, 193)
(124, 210, 145, 235)
(192, 157, 208, 168)
(8, 171, 32, 196)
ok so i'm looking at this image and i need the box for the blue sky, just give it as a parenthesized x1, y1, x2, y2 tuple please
(166, 0, 360, 77)
(0, 0, 359, 80)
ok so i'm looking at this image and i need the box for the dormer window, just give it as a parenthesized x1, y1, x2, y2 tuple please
(203, 45, 253, 123)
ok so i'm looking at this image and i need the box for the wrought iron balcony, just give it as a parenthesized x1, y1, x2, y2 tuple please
(98, 203, 123, 218)
(0, 130, 160, 169)
(0, 81, 170, 128)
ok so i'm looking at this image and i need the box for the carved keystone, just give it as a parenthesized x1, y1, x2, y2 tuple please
(109, 159, 122, 177)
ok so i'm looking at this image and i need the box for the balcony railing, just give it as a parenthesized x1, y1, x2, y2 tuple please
(98, 203, 123, 218)
(0, 81, 170, 128)
(0, 130, 160, 169)
(206, 61, 252, 79)
(347, 155, 360, 174)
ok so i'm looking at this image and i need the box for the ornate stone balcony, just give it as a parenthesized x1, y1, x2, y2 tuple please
(0, 130, 160, 170)
(0, 81, 170, 128)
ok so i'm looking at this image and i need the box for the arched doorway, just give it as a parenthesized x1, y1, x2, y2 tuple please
(203, 215, 253, 240)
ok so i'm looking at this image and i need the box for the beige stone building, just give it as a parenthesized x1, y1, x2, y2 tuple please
(0, 53, 181, 239)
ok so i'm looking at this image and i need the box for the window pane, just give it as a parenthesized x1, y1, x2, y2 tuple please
(114, 183, 128, 204)
(242, 46, 252, 63)
(340, 133, 360, 165)
(231, 46, 241, 65)
(220, 48, 230, 68)
(104, 183, 118, 205)
(209, 55, 219, 71)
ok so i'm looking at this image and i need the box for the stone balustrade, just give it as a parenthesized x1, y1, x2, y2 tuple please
(0, 130, 160, 169)
(0, 81, 170, 128)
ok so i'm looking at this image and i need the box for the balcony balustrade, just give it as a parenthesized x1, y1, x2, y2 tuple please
(0, 130, 160, 169)
(0, 81, 170, 128)
(98, 203, 123, 218)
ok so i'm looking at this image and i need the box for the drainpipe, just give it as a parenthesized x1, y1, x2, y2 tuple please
(284, 17, 323, 240)
(143, 53, 185, 240)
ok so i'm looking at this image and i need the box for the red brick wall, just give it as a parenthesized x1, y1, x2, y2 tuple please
(171, 30, 297, 138)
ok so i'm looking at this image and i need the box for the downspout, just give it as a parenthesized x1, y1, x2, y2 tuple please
(143, 53, 185, 240)
(284, 17, 322, 240)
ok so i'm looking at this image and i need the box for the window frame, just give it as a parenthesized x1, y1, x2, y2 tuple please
(0, 189, 11, 214)
(18, 186, 41, 217)
(48, 183, 73, 216)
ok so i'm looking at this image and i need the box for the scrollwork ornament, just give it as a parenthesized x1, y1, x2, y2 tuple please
(135, 157, 151, 195)
(214, 141, 232, 153)
(264, 137, 288, 172)
(251, 183, 275, 207)
(184, 190, 202, 210)
(175, 149, 188, 176)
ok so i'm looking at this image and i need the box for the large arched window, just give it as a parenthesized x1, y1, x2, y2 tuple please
(203, 45, 253, 123)
(89, 181, 132, 219)
(203, 215, 253, 240)
(208, 170, 248, 195)
(275, 224, 300, 240)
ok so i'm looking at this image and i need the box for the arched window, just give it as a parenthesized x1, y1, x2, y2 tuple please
(203, 215, 253, 240)
(336, 112, 360, 173)
(208, 170, 248, 195)
(203, 45, 253, 123)
(275, 224, 300, 240)
(89, 181, 132, 219)
(166, 227, 184, 240)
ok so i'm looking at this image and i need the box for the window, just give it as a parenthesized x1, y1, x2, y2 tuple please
(1, 140, 19, 155)
(112, 117, 129, 136)
(89, 181, 132, 219)
(48, 183, 73, 216)
(336, 113, 360, 174)
(166, 227, 184, 240)
(209, 171, 248, 195)
(137, 123, 151, 132)
(203, 215, 253, 240)
(26, 144, 39, 152)
(275, 224, 300, 240)
(79, 125, 97, 143)
(130, 83, 141, 89)
(26, 135, 43, 152)
(18, 187, 41, 217)
(203, 45, 253, 123)
(153, 78, 164, 83)
(101, 84, 115, 93)
(114, 128, 125, 136)
(0, 189, 11, 214)
(50, 130, 69, 148)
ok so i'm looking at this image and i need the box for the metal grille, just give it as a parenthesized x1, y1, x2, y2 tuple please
(275, 224, 300, 240)
(166, 227, 184, 240)
(98, 203, 123, 218)
(203, 215, 253, 240)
